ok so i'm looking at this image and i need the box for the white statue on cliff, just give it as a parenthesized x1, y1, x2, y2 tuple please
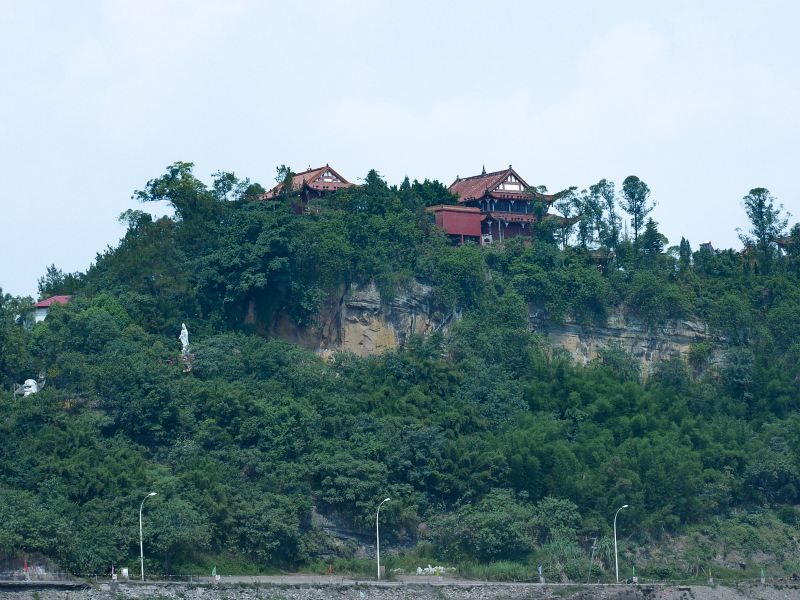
(179, 323, 189, 356)
(13, 376, 46, 397)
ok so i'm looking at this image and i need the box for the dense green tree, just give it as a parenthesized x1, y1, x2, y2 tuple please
(0, 290, 34, 388)
(431, 489, 536, 561)
(37, 265, 83, 299)
(738, 187, 789, 273)
(709, 293, 753, 344)
(639, 218, 665, 267)
(678, 237, 692, 272)
(779, 223, 800, 278)
(274, 164, 295, 196)
(532, 496, 581, 543)
(570, 189, 596, 249)
(554, 190, 577, 249)
(589, 178, 620, 249)
(620, 175, 655, 253)
(134, 162, 226, 225)
(626, 271, 688, 324)
(405, 177, 457, 208)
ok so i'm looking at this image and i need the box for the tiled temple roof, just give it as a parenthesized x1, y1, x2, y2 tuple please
(448, 166, 564, 204)
(261, 165, 353, 199)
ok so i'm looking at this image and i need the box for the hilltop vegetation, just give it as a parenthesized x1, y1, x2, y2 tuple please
(1, 163, 799, 580)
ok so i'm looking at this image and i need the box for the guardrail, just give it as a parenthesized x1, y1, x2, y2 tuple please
(0, 571, 78, 582)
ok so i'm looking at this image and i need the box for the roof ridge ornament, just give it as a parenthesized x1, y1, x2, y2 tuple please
(481, 164, 486, 176)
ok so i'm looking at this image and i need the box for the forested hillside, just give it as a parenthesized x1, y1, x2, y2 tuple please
(1, 163, 799, 580)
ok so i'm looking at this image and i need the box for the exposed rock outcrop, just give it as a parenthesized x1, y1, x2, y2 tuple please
(271, 282, 714, 369)
(531, 309, 713, 369)
(271, 282, 452, 357)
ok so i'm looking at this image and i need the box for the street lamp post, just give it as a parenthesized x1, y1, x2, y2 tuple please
(376, 497, 391, 580)
(139, 492, 157, 581)
(613, 504, 629, 584)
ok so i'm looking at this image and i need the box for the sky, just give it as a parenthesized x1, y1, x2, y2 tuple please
(1, 0, 798, 298)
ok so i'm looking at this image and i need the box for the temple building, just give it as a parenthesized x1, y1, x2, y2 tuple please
(428, 165, 574, 245)
(260, 164, 353, 212)
(33, 295, 71, 323)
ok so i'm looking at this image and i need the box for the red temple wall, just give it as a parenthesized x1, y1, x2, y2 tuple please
(436, 210, 482, 237)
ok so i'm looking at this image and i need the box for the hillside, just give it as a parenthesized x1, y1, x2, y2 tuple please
(1, 163, 799, 581)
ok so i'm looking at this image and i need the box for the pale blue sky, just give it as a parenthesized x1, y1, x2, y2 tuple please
(1, 0, 798, 297)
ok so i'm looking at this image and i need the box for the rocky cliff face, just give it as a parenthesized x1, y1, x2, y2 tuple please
(272, 282, 713, 368)
(532, 310, 712, 368)
(271, 281, 453, 357)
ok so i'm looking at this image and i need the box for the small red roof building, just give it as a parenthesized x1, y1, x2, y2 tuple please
(34, 295, 72, 308)
(259, 165, 354, 211)
(33, 295, 71, 323)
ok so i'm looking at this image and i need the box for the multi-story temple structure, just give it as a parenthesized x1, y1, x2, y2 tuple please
(258, 163, 574, 244)
(260, 165, 353, 212)
(428, 166, 573, 245)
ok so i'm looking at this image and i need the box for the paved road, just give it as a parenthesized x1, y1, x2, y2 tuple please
(173, 575, 662, 587)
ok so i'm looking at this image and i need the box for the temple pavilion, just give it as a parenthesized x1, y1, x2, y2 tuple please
(428, 165, 574, 245)
(260, 164, 353, 212)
